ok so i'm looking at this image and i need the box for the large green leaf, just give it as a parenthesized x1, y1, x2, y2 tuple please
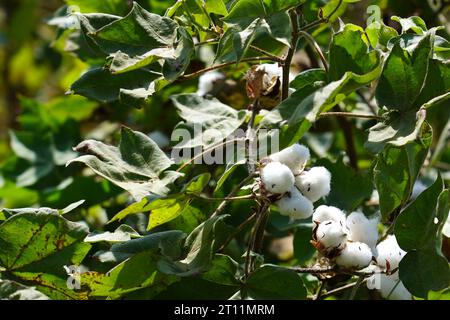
(82, 251, 179, 299)
(67, 127, 182, 201)
(65, 0, 129, 15)
(245, 265, 307, 299)
(329, 24, 381, 81)
(70, 67, 162, 106)
(202, 254, 241, 286)
(0, 210, 91, 299)
(375, 32, 433, 112)
(171, 94, 247, 148)
(395, 176, 450, 298)
(373, 130, 432, 219)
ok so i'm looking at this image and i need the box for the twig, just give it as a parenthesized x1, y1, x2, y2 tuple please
(195, 38, 219, 46)
(181, 56, 281, 81)
(210, 173, 257, 218)
(349, 275, 365, 300)
(282, 8, 300, 100)
(218, 213, 257, 252)
(320, 278, 368, 299)
(249, 45, 283, 62)
(315, 280, 327, 300)
(298, 0, 344, 32)
(357, 91, 378, 116)
(299, 30, 329, 72)
(289, 266, 383, 277)
(332, 105, 359, 170)
(319, 112, 382, 120)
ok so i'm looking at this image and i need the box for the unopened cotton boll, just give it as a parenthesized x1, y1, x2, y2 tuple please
(269, 144, 310, 172)
(295, 166, 331, 202)
(196, 71, 225, 96)
(335, 241, 373, 269)
(315, 220, 348, 252)
(367, 274, 412, 300)
(260, 162, 294, 194)
(375, 235, 406, 270)
(313, 205, 346, 227)
(276, 186, 314, 221)
(346, 212, 380, 251)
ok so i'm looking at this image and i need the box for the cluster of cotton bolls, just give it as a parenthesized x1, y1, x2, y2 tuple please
(259, 144, 331, 221)
(311, 206, 379, 269)
(311, 205, 412, 299)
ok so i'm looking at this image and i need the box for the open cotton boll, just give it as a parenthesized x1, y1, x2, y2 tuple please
(261, 162, 295, 194)
(295, 166, 331, 202)
(313, 205, 346, 227)
(276, 186, 314, 221)
(315, 220, 348, 252)
(335, 241, 373, 269)
(269, 144, 310, 172)
(367, 274, 412, 300)
(346, 211, 380, 251)
(376, 235, 406, 270)
(196, 70, 225, 96)
(256, 63, 282, 79)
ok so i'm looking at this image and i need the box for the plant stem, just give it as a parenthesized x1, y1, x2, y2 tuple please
(319, 112, 383, 120)
(282, 8, 300, 100)
(320, 278, 368, 299)
(246, 100, 259, 174)
(299, 30, 329, 72)
(314, 280, 327, 300)
(210, 173, 257, 218)
(181, 56, 282, 81)
(249, 45, 283, 62)
(349, 275, 365, 300)
(218, 213, 257, 252)
(195, 38, 219, 46)
(289, 266, 384, 277)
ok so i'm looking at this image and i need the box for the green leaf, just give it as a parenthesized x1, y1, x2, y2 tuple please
(395, 176, 450, 298)
(84, 224, 141, 243)
(315, 158, 373, 212)
(157, 215, 229, 276)
(70, 67, 161, 106)
(374, 133, 432, 219)
(202, 254, 241, 286)
(65, 0, 129, 15)
(147, 195, 190, 230)
(0, 210, 91, 299)
(162, 28, 194, 81)
(395, 176, 447, 251)
(68, 127, 182, 200)
(329, 24, 381, 81)
(293, 223, 316, 264)
(392, 16, 427, 35)
(0, 279, 50, 300)
(184, 173, 211, 195)
(366, 109, 428, 154)
(245, 265, 307, 300)
(94, 230, 186, 263)
(375, 32, 433, 112)
(82, 251, 178, 299)
(414, 59, 450, 109)
(171, 94, 247, 148)
(365, 21, 398, 50)
(290, 68, 327, 90)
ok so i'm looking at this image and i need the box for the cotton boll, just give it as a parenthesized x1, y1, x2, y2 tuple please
(256, 63, 282, 79)
(346, 211, 380, 251)
(315, 220, 348, 252)
(269, 144, 310, 172)
(367, 274, 412, 300)
(335, 241, 373, 269)
(276, 186, 314, 220)
(313, 205, 346, 227)
(260, 162, 295, 194)
(376, 235, 406, 270)
(197, 71, 225, 96)
(295, 166, 331, 202)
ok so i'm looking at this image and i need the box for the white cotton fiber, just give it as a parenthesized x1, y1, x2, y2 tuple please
(295, 166, 331, 202)
(196, 70, 225, 96)
(276, 186, 314, 221)
(346, 211, 380, 251)
(269, 144, 310, 173)
(313, 205, 346, 227)
(335, 241, 373, 269)
(256, 63, 282, 79)
(315, 220, 348, 252)
(261, 162, 294, 194)
(367, 274, 412, 300)
(375, 235, 406, 270)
